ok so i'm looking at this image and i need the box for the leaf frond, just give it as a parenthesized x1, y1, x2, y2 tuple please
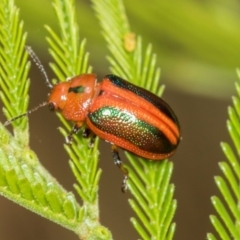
(0, 6, 84, 225)
(0, 0, 30, 140)
(208, 69, 240, 239)
(0, 123, 82, 230)
(0, 0, 112, 239)
(45, 1, 111, 239)
(46, 0, 101, 205)
(92, 0, 176, 239)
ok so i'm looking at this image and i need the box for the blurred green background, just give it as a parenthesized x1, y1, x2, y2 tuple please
(1, 0, 239, 239)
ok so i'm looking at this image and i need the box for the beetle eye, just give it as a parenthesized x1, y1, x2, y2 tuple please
(48, 102, 56, 111)
(68, 85, 85, 93)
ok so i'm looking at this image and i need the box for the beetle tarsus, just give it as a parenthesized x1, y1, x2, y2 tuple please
(121, 174, 129, 193)
(82, 128, 96, 148)
(65, 135, 73, 145)
(82, 128, 91, 138)
(89, 134, 96, 148)
(66, 124, 81, 144)
(111, 144, 129, 192)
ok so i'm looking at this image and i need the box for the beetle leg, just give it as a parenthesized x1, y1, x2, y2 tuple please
(66, 124, 81, 144)
(82, 128, 91, 138)
(111, 144, 129, 192)
(82, 128, 96, 148)
(89, 134, 96, 148)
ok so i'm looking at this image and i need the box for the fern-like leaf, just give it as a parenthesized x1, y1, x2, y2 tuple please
(0, 0, 86, 231)
(92, 0, 176, 239)
(45, 0, 112, 239)
(0, 0, 30, 144)
(45, 0, 102, 205)
(0, 1, 112, 239)
(207, 69, 240, 239)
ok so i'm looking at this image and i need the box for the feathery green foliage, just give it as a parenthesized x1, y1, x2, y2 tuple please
(0, 0, 91, 230)
(207, 69, 240, 239)
(0, 0, 177, 238)
(45, 0, 102, 205)
(92, 0, 176, 239)
(0, 1, 111, 239)
(0, 0, 85, 232)
(0, 0, 30, 143)
(0, 0, 112, 239)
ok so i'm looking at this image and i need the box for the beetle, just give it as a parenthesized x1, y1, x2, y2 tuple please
(5, 47, 181, 191)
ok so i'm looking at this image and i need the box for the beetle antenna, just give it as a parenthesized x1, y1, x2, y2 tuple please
(25, 46, 53, 89)
(4, 102, 48, 126)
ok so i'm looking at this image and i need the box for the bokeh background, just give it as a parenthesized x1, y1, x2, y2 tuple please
(1, 0, 240, 239)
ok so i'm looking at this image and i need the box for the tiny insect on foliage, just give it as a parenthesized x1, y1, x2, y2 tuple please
(4, 47, 181, 192)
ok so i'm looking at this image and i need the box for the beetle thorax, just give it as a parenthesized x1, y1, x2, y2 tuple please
(48, 74, 98, 123)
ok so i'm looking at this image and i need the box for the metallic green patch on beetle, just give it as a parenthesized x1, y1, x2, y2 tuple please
(89, 106, 174, 153)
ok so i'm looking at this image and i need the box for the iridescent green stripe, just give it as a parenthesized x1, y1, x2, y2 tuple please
(89, 106, 174, 154)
